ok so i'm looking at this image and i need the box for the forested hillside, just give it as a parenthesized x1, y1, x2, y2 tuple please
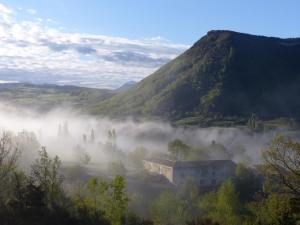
(87, 30, 300, 125)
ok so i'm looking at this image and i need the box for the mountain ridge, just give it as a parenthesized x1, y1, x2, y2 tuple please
(86, 30, 300, 125)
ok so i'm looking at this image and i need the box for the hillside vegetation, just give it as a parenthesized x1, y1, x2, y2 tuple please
(0, 83, 114, 111)
(87, 30, 300, 125)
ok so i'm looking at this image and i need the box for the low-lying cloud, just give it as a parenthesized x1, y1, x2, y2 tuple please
(1, 102, 297, 169)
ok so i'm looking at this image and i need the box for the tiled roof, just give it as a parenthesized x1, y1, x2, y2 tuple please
(143, 158, 176, 167)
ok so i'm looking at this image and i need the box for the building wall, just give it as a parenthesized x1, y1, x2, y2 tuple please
(143, 160, 236, 187)
(173, 164, 236, 187)
(143, 161, 173, 182)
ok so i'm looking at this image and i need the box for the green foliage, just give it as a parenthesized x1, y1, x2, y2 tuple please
(87, 30, 300, 125)
(128, 147, 148, 169)
(106, 129, 118, 150)
(151, 179, 200, 225)
(247, 193, 297, 225)
(185, 146, 209, 160)
(74, 176, 129, 225)
(2, 129, 300, 225)
(175, 116, 247, 127)
(261, 134, 300, 198)
(0, 131, 20, 203)
(15, 130, 40, 171)
(262, 193, 295, 225)
(0, 151, 76, 225)
(108, 161, 126, 177)
(199, 180, 244, 225)
(200, 83, 221, 113)
(186, 218, 219, 225)
(168, 139, 190, 160)
(126, 213, 154, 225)
(31, 147, 65, 209)
(103, 176, 129, 225)
(209, 141, 230, 160)
(0, 83, 114, 112)
(150, 190, 182, 225)
(63, 164, 88, 183)
(234, 163, 262, 202)
(73, 145, 91, 166)
(247, 113, 263, 132)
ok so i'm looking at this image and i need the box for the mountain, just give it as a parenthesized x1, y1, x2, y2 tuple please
(114, 81, 137, 93)
(0, 83, 114, 111)
(87, 30, 300, 125)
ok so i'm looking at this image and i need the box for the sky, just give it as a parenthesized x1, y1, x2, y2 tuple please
(0, 0, 299, 89)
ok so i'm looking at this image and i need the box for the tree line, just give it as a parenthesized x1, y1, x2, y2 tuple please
(0, 129, 299, 225)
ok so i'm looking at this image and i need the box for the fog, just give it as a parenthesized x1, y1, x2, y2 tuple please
(0, 103, 298, 170)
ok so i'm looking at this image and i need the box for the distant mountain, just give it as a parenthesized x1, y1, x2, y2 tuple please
(87, 30, 300, 125)
(114, 81, 137, 93)
(0, 83, 114, 111)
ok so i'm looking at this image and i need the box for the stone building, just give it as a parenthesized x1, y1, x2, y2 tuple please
(143, 158, 236, 187)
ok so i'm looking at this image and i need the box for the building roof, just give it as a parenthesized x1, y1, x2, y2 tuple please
(143, 158, 235, 168)
(143, 158, 176, 167)
(175, 160, 236, 168)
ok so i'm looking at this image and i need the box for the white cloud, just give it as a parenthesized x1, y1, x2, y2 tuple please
(0, 3, 12, 24)
(26, 8, 37, 15)
(0, 3, 12, 14)
(0, 3, 189, 89)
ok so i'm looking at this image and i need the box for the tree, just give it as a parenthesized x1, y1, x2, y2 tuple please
(199, 180, 243, 225)
(1, 172, 46, 225)
(209, 141, 230, 160)
(108, 161, 126, 177)
(261, 134, 300, 198)
(247, 193, 296, 225)
(74, 176, 129, 225)
(57, 124, 62, 138)
(234, 163, 262, 202)
(83, 134, 87, 143)
(63, 121, 69, 137)
(15, 130, 40, 171)
(90, 129, 95, 143)
(74, 177, 108, 225)
(126, 213, 154, 225)
(106, 129, 117, 150)
(0, 131, 20, 203)
(151, 190, 180, 225)
(74, 145, 91, 166)
(31, 147, 65, 208)
(247, 113, 262, 132)
(176, 178, 201, 221)
(128, 147, 148, 169)
(168, 139, 190, 160)
(102, 176, 129, 225)
(151, 180, 200, 225)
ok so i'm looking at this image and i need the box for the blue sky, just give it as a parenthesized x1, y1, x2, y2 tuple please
(2, 0, 300, 44)
(0, 1, 299, 88)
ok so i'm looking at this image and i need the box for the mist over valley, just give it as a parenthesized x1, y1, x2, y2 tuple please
(0, 1, 300, 224)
